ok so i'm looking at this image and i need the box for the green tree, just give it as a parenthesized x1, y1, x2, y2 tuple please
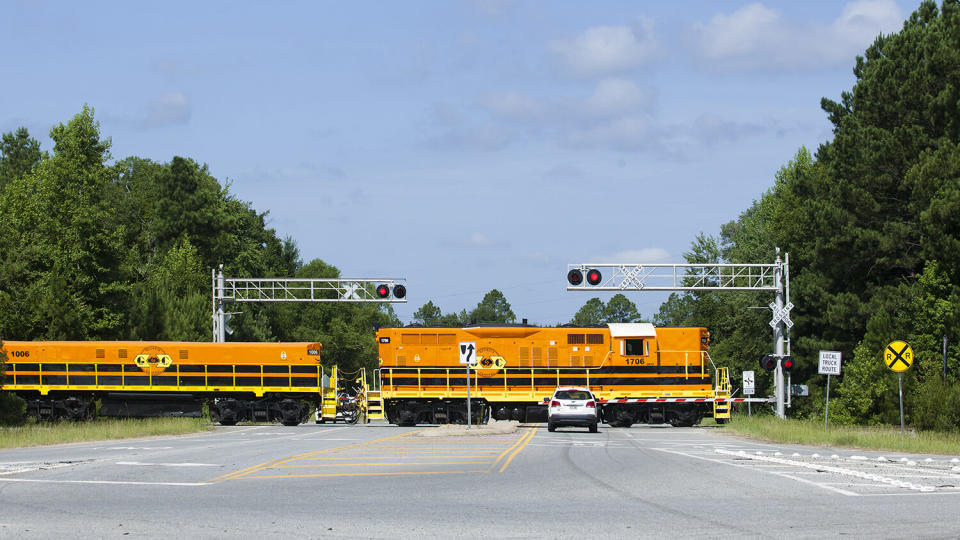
(571, 297, 605, 325)
(0, 127, 45, 191)
(130, 239, 209, 340)
(470, 289, 515, 324)
(602, 294, 642, 323)
(413, 301, 443, 325)
(0, 105, 135, 339)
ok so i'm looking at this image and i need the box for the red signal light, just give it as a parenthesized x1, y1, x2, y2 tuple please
(781, 356, 793, 372)
(393, 284, 406, 299)
(760, 354, 777, 371)
(586, 269, 602, 285)
(567, 269, 584, 286)
(376, 284, 390, 298)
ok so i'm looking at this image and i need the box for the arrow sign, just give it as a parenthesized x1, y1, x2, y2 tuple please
(459, 342, 477, 365)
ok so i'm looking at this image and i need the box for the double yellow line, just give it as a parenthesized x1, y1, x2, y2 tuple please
(211, 426, 536, 482)
(489, 427, 536, 473)
(209, 428, 421, 483)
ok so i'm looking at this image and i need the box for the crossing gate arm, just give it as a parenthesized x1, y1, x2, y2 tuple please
(597, 397, 774, 404)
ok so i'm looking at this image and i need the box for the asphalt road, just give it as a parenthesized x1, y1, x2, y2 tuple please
(1, 422, 959, 539)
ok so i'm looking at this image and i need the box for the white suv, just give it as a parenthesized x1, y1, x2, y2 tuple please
(547, 386, 598, 433)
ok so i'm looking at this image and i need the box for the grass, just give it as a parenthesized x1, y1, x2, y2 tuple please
(717, 414, 960, 455)
(0, 417, 214, 449)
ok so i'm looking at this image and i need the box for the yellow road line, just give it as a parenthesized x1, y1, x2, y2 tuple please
(302, 455, 499, 460)
(271, 461, 489, 468)
(487, 428, 536, 472)
(329, 449, 502, 454)
(210, 428, 422, 483)
(242, 470, 485, 479)
(497, 428, 536, 473)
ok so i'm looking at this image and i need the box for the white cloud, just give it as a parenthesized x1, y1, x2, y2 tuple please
(484, 78, 654, 125)
(468, 233, 493, 247)
(143, 92, 190, 128)
(691, 0, 902, 72)
(551, 19, 659, 77)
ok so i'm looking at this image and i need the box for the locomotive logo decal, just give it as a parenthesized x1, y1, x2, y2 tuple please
(134, 346, 173, 376)
(473, 347, 507, 377)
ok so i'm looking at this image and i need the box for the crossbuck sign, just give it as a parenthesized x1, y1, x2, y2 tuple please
(769, 301, 794, 329)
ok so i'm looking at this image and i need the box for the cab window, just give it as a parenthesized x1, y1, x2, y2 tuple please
(624, 339, 645, 356)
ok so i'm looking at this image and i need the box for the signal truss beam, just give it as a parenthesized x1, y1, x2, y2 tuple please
(220, 277, 407, 303)
(565, 263, 779, 292)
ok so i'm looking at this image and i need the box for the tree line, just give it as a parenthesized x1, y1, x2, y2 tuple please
(0, 107, 399, 421)
(654, 1, 960, 430)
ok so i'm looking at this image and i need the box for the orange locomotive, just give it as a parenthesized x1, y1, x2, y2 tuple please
(376, 323, 725, 427)
(1, 340, 323, 425)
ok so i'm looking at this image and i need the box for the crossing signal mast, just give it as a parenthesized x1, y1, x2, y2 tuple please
(211, 265, 407, 343)
(566, 248, 793, 418)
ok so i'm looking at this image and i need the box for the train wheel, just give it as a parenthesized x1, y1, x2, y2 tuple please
(397, 409, 417, 427)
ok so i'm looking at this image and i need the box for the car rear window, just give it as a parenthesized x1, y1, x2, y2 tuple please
(555, 390, 592, 400)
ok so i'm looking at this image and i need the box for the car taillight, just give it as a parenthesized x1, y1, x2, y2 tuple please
(551, 400, 561, 407)
(586, 400, 595, 407)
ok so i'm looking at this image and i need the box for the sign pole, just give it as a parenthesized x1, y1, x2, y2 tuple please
(459, 341, 477, 429)
(466, 363, 472, 429)
(883, 340, 913, 435)
(818, 350, 842, 431)
(824, 374, 830, 432)
(742, 370, 755, 418)
(898, 373, 904, 434)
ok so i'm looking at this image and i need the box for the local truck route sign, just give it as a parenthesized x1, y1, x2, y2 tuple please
(818, 350, 842, 376)
(884, 341, 913, 373)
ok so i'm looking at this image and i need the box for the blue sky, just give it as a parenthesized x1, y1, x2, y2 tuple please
(1, 1, 918, 325)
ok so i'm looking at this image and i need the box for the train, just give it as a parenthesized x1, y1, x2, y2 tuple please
(376, 322, 730, 427)
(0, 322, 732, 427)
(0, 340, 325, 425)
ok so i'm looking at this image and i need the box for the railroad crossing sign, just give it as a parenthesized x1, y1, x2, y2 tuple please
(884, 341, 914, 373)
(768, 301, 794, 329)
(459, 342, 477, 365)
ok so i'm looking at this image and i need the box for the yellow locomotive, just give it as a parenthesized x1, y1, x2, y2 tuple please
(376, 323, 730, 427)
(1, 340, 324, 425)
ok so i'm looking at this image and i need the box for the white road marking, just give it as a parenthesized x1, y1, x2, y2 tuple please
(115, 461, 219, 467)
(715, 449, 939, 492)
(100, 447, 174, 450)
(652, 446, 861, 496)
(0, 478, 209, 486)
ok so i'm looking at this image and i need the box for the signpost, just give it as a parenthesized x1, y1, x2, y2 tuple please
(818, 350, 842, 431)
(884, 340, 914, 434)
(459, 342, 477, 428)
(743, 371, 755, 416)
